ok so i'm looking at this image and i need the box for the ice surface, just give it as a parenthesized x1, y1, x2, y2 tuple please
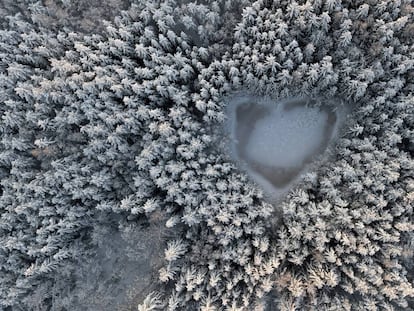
(226, 95, 344, 200)
(245, 104, 329, 168)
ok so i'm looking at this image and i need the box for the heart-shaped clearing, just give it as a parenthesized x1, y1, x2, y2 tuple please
(226, 96, 342, 200)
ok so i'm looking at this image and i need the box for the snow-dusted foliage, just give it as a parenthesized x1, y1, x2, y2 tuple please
(0, 0, 413, 310)
(0, 0, 131, 34)
(0, 0, 251, 309)
(190, 0, 414, 309)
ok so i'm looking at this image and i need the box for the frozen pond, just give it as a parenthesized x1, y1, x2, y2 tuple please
(226, 95, 345, 201)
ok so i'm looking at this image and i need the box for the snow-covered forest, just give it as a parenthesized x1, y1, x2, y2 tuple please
(0, 0, 413, 310)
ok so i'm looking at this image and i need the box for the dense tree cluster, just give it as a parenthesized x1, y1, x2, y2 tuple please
(0, 0, 412, 310)
(186, 0, 414, 309)
(0, 0, 251, 309)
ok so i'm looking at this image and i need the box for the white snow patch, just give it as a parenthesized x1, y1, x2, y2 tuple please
(225, 95, 347, 201)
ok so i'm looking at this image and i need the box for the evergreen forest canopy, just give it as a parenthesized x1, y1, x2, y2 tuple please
(0, 0, 413, 310)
